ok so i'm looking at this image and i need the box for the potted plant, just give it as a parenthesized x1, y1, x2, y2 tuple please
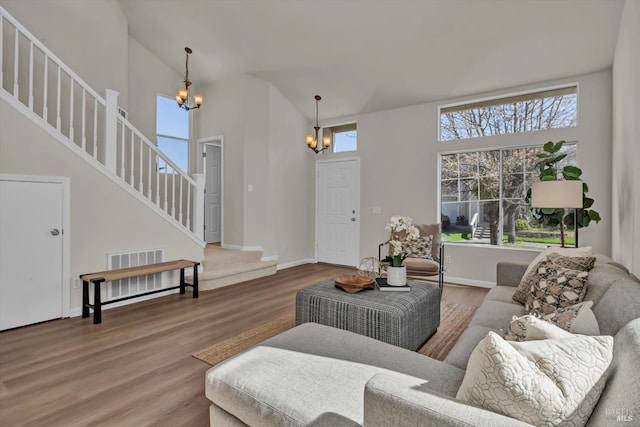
(526, 141, 601, 245)
(385, 215, 419, 285)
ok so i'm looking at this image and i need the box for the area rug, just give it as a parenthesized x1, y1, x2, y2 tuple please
(193, 300, 477, 366)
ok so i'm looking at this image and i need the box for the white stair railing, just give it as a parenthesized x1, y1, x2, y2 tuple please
(0, 6, 204, 241)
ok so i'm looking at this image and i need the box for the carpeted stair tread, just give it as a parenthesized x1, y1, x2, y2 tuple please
(196, 259, 278, 281)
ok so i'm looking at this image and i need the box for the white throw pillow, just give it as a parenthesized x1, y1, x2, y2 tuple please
(457, 331, 613, 426)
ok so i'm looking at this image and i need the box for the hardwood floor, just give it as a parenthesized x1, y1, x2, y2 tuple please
(0, 264, 488, 427)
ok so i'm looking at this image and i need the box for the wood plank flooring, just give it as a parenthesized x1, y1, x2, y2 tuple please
(0, 263, 488, 427)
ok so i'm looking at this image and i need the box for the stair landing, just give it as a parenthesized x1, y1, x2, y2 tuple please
(194, 244, 277, 291)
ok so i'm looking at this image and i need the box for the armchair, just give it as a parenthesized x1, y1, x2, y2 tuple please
(378, 223, 444, 291)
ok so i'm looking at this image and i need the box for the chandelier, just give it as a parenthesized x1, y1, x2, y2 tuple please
(175, 47, 203, 111)
(306, 95, 330, 153)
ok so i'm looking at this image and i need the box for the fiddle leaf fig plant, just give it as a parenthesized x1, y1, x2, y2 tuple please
(525, 140, 601, 230)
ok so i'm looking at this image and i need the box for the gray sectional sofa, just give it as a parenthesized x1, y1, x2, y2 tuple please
(205, 255, 640, 426)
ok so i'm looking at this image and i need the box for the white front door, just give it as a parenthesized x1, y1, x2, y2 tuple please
(0, 179, 64, 330)
(204, 144, 221, 243)
(316, 159, 360, 266)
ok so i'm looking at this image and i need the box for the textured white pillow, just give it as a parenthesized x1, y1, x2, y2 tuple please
(457, 331, 613, 426)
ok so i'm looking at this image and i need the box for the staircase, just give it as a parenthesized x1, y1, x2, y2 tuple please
(197, 245, 278, 290)
(1, 6, 279, 290)
(0, 6, 204, 245)
(473, 222, 492, 240)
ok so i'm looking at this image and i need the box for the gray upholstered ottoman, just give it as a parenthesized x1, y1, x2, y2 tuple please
(295, 280, 440, 350)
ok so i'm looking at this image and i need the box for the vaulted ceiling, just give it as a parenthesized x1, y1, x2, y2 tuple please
(118, 0, 625, 122)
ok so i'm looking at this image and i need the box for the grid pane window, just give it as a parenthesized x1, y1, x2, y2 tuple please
(440, 143, 577, 247)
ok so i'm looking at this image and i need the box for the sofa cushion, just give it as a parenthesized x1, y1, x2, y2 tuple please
(206, 323, 466, 426)
(470, 300, 526, 329)
(584, 263, 632, 307)
(402, 257, 439, 274)
(525, 260, 589, 316)
(456, 331, 613, 426)
(588, 319, 640, 425)
(444, 325, 502, 370)
(484, 286, 522, 305)
(593, 277, 640, 336)
(512, 246, 593, 304)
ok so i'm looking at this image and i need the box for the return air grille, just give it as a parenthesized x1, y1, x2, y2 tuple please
(107, 249, 163, 299)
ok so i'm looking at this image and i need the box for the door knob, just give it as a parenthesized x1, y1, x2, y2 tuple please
(351, 218, 356, 222)
(50, 229, 60, 236)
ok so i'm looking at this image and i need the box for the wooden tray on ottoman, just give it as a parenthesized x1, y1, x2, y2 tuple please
(334, 275, 375, 293)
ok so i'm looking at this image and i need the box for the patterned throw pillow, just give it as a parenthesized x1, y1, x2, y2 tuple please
(525, 260, 589, 316)
(543, 300, 600, 335)
(512, 247, 593, 305)
(546, 252, 597, 272)
(401, 235, 433, 259)
(457, 331, 613, 426)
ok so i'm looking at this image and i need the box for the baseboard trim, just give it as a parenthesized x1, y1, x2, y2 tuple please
(221, 243, 263, 252)
(277, 258, 316, 270)
(444, 276, 494, 288)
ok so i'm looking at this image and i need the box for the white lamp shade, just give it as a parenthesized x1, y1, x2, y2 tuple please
(531, 180, 583, 208)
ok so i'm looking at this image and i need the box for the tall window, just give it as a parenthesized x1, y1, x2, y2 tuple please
(440, 143, 577, 248)
(156, 96, 189, 173)
(326, 123, 357, 153)
(439, 86, 577, 141)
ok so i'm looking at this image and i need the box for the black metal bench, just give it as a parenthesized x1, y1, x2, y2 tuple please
(80, 259, 200, 324)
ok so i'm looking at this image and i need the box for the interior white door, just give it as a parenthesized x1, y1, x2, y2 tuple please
(204, 144, 221, 243)
(0, 180, 63, 330)
(316, 159, 360, 266)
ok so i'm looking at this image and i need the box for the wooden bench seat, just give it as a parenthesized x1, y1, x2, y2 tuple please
(81, 259, 200, 324)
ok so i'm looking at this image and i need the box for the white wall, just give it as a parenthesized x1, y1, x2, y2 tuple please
(197, 74, 315, 264)
(612, 0, 640, 275)
(265, 85, 316, 264)
(321, 71, 613, 285)
(0, 97, 204, 311)
(198, 76, 246, 246)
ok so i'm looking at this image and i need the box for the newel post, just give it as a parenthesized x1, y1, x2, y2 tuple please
(192, 173, 206, 240)
(103, 89, 119, 174)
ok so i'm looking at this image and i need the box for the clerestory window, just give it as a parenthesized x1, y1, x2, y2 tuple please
(439, 85, 577, 142)
(325, 123, 357, 153)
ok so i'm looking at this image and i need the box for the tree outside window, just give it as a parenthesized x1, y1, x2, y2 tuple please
(438, 86, 579, 247)
(439, 86, 577, 142)
(440, 143, 577, 247)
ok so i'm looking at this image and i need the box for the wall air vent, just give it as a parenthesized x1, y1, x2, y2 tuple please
(107, 249, 163, 299)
